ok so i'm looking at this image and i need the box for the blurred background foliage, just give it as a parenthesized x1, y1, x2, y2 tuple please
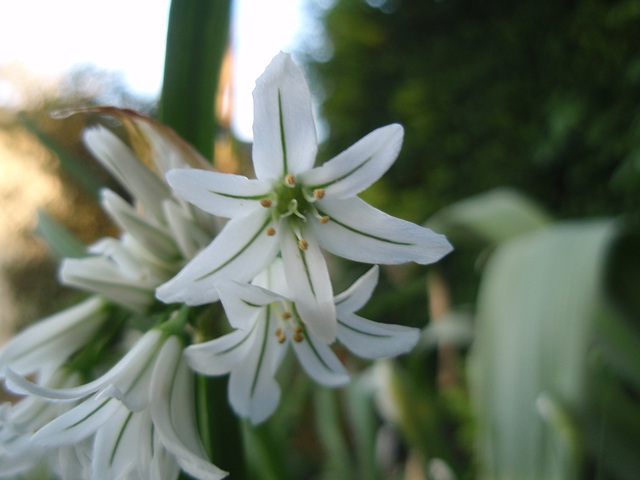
(306, 0, 640, 222)
(1, 0, 639, 479)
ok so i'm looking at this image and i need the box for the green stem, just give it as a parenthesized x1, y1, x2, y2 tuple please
(159, 0, 232, 162)
(196, 375, 247, 478)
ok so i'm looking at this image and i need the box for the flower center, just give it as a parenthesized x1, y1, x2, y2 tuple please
(274, 181, 310, 217)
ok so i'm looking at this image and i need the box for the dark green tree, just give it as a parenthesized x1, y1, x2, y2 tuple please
(307, 0, 640, 221)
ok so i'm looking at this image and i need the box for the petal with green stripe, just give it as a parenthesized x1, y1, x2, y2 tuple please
(300, 123, 404, 198)
(166, 168, 272, 218)
(313, 197, 453, 265)
(156, 208, 279, 305)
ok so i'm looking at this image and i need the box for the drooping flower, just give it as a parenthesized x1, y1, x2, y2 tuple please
(0, 371, 84, 479)
(185, 258, 419, 424)
(5, 328, 227, 480)
(156, 52, 452, 343)
(0, 296, 110, 381)
(59, 122, 218, 313)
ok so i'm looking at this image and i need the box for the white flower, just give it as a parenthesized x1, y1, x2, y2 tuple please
(5, 330, 227, 480)
(59, 125, 218, 313)
(185, 259, 419, 424)
(156, 52, 452, 343)
(0, 296, 109, 381)
(0, 370, 87, 479)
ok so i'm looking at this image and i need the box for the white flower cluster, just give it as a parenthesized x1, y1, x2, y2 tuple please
(0, 53, 452, 479)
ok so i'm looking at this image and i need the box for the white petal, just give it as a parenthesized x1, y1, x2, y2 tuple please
(251, 257, 290, 297)
(186, 326, 257, 376)
(33, 396, 120, 447)
(216, 280, 284, 330)
(156, 208, 279, 306)
(92, 406, 139, 479)
(337, 314, 419, 359)
(5, 330, 162, 403)
(313, 197, 453, 265)
(83, 126, 171, 220)
(162, 199, 213, 260)
(252, 52, 318, 180)
(0, 297, 107, 378)
(101, 189, 179, 261)
(166, 169, 272, 218)
(333, 265, 379, 315)
(59, 257, 156, 313)
(280, 219, 336, 343)
(135, 410, 181, 480)
(227, 309, 284, 424)
(150, 337, 228, 480)
(299, 124, 404, 198)
(292, 333, 349, 387)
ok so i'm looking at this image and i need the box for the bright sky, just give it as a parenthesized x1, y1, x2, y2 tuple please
(0, 0, 309, 141)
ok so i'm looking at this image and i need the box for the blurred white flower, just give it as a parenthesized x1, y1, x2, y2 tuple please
(186, 259, 419, 424)
(0, 372, 82, 478)
(156, 52, 452, 343)
(5, 330, 227, 480)
(58, 125, 218, 313)
(0, 296, 109, 381)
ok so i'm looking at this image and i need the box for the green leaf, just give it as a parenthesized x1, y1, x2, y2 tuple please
(427, 187, 553, 246)
(470, 219, 616, 480)
(315, 387, 356, 480)
(159, 0, 232, 161)
(36, 209, 87, 259)
(344, 379, 380, 480)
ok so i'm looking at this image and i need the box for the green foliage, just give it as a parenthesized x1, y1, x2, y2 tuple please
(36, 210, 87, 260)
(308, 0, 640, 220)
(432, 189, 640, 479)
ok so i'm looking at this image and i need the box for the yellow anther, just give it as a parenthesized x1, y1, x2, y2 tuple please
(285, 174, 295, 186)
(293, 325, 304, 333)
(275, 328, 282, 337)
(319, 215, 330, 224)
(266, 227, 276, 236)
(298, 238, 308, 250)
(278, 333, 287, 344)
(313, 188, 325, 200)
(282, 311, 292, 319)
(260, 198, 273, 208)
(293, 332, 304, 343)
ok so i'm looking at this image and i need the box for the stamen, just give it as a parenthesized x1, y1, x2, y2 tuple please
(278, 333, 287, 344)
(298, 239, 308, 251)
(293, 332, 304, 343)
(275, 328, 282, 337)
(285, 174, 295, 186)
(293, 325, 304, 333)
(319, 215, 330, 224)
(282, 311, 292, 319)
(313, 188, 325, 200)
(266, 226, 276, 236)
(260, 198, 273, 208)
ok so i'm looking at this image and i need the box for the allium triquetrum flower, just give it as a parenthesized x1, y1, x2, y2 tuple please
(185, 259, 419, 424)
(5, 328, 227, 480)
(156, 52, 452, 343)
(59, 117, 218, 313)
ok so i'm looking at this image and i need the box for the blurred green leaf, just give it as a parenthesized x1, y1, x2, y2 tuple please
(36, 210, 87, 259)
(344, 379, 380, 480)
(315, 387, 356, 480)
(470, 219, 615, 480)
(427, 188, 552, 246)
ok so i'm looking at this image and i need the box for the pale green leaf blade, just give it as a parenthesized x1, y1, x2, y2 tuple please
(470, 219, 615, 480)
